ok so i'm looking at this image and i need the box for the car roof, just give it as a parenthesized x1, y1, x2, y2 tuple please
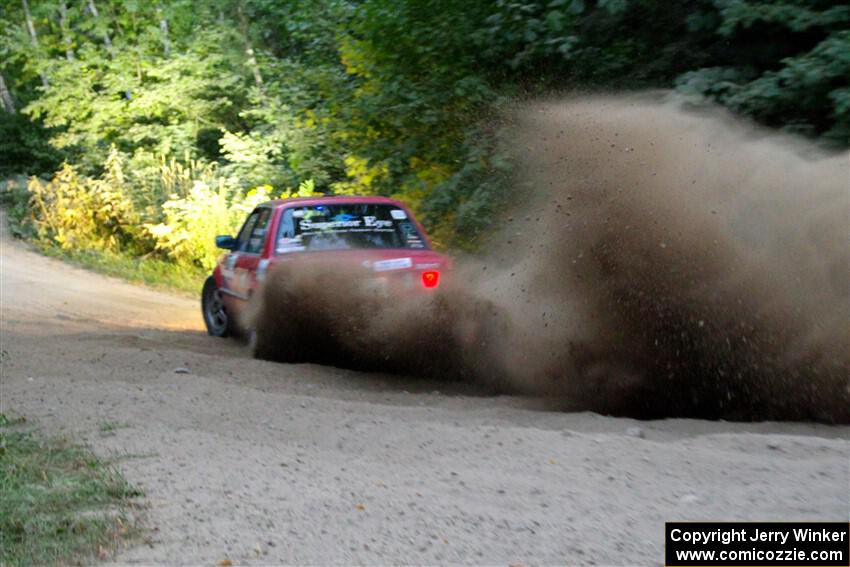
(264, 195, 409, 208)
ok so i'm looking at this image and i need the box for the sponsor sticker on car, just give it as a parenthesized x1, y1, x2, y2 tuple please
(373, 257, 413, 272)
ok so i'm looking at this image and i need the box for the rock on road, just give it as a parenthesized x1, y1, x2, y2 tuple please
(1, 213, 848, 565)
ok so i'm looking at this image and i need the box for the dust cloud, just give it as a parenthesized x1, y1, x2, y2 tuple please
(252, 95, 850, 423)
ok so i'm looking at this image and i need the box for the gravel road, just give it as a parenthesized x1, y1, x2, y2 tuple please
(1, 213, 848, 565)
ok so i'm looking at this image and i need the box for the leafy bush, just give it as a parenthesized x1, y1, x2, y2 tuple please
(1, 176, 34, 239)
(146, 177, 318, 271)
(146, 182, 272, 270)
(14, 148, 320, 278)
(25, 154, 143, 254)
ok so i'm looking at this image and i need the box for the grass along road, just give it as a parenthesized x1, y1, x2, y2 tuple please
(0, 414, 141, 566)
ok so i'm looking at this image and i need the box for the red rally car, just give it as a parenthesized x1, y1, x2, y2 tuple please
(201, 196, 451, 353)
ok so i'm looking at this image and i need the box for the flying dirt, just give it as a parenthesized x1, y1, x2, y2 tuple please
(252, 95, 850, 423)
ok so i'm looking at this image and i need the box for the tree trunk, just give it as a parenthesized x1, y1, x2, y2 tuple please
(85, 0, 132, 99)
(59, 1, 75, 61)
(159, 17, 171, 58)
(21, 0, 38, 45)
(238, 1, 264, 89)
(0, 73, 16, 113)
(21, 0, 49, 88)
(85, 0, 113, 54)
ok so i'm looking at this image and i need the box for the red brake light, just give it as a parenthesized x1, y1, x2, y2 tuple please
(421, 271, 440, 289)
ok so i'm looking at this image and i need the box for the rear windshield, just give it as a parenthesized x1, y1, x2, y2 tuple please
(275, 203, 428, 254)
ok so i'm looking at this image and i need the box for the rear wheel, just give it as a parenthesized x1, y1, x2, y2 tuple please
(202, 276, 231, 337)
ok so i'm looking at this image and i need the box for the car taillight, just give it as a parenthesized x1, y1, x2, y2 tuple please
(422, 270, 440, 289)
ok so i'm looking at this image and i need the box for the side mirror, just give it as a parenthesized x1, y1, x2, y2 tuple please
(215, 235, 236, 250)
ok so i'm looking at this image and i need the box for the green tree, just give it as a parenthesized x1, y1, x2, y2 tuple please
(2, 0, 848, 254)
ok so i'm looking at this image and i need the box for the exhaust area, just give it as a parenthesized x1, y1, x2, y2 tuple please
(251, 95, 849, 423)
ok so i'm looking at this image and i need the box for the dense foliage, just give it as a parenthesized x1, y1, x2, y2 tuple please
(1, 0, 847, 267)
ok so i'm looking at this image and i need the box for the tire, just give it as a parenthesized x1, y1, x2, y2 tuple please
(201, 276, 232, 337)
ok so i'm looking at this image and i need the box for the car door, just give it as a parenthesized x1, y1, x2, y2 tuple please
(231, 207, 273, 302)
(220, 209, 259, 304)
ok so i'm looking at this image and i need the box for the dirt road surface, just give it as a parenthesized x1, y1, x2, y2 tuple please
(1, 213, 848, 565)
